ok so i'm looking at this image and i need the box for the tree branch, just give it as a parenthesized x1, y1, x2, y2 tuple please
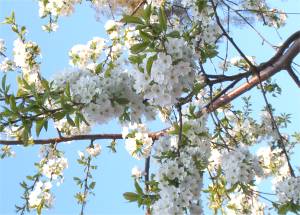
(1, 32, 300, 146)
(287, 66, 300, 88)
(0, 130, 167, 145)
(199, 36, 300, 115)
(210, 0, 256, 70)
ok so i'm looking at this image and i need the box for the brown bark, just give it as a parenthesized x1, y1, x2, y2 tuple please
(201, 37, 300, 115)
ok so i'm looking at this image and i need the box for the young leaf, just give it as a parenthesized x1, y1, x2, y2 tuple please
(139, 30, 153, 41)
(134, 180, 144, 195)
(2, 74, 6, 90)
(122, 15, 144, 25)
(66, 114, 75, 127)
(65, 81, 71, 98)
(36, 118, 46, 137)
(123, 192, 139, 202)
(159, 6, 167, 31)
(143, 4, 152, 23)
(9, 95, 17, 112)
(115, 98, 130, 105)
(167, 30, 180, 38)
(146, 55, 156, 76)
(130, 42, 149, 54)
(89, 181, 96, 189)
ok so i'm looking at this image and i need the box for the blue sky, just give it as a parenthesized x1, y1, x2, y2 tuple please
(0, 0, 300, 215)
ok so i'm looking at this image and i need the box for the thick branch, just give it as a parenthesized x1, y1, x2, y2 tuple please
(200, 37, 300, 115)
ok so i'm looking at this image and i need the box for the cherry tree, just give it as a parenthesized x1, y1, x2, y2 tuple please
(0, 0, 300, 214)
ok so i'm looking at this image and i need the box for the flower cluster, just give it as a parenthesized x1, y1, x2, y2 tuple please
(188, 3, 222, 47)
(53, 68, 155, 125)
(104, 20, 123, 60)
(122, 123, 153, 160)
(132, 38, 195, 107)
(0, 39, 16, 73)
(28, 181, 54, 208)
(221, 110, 259, 145)
(124, 26, 139, 48)
(131, 166, 143, 179)
(38, 0, 81, 31)
(78, 144, 101, 160)
(256, 146, 287, 177)
(152, 116, 210, 214)
(220, 146, 263, 186)
(86, 143, 101, 157)
(0, 58, 16, 72)
(105, 20, 122, 40)
(275, 177, 300, 205)
(75, 144, 99, 207)
(229, 56, 256, 70)
(27, 146, 68, 212)
(54, 119, 91, 137)
(259, 110, 280, 141)
(241, 0, 287, 28)
(152, 135, 205, 214)
(0, 145, 16, 159)
(69, 37, 106, 71)
(39, 150, 68, 182)
(226, 192, 266, 215)
(39, 0, 81, 17)
(13, 38, 41, 87)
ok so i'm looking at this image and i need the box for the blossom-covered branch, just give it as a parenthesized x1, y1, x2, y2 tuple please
(1, 30, 300, 146)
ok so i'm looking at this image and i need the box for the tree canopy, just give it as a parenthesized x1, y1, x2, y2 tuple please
(1, 0, 300, 214)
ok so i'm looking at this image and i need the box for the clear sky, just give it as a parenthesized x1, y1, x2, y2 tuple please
(0, 0, 300, 215)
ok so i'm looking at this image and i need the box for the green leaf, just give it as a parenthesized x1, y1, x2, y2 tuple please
(146, 55, 157, 76)
(41, 79, 50, 91)
(128, 54, 146, 65)
(134, 180, 143, 195)
(9, 95, 17, 112)
(1, 11, 15, 25)
(130, 42, 149, 54)
(115, 98, 130, 105)
(139, 30, 153, 41)
(122, 15, 144, 25)
(43, 120, 48, 131)
(36, 118, 46, 137)
(159, 6, 167, 31)
(226, 183, 238, 193)
(143, 4, 152, 22)
(65, 81, 71, 98)
(89, 181, 96, 189)
(278, 203, 290, 215)
(73, 177, 81, 183)
(66, 114, 75, 126)
(2, 74, 6, 90)
(95, 63, 103, 74)
(20, 26, 26, 35)
(53, 111, 65, 120)
(37, 203, 43, 215)
(200, 44, 218, 62)
(182, 123, 192, 134)
(166, 30, 180, 38)
(74, 113, 80, 128)
(20, 181, 27, 189)
(123, 192, 139, 202)
(107, 139, 117, 153)
(196, 0, 208, 13)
